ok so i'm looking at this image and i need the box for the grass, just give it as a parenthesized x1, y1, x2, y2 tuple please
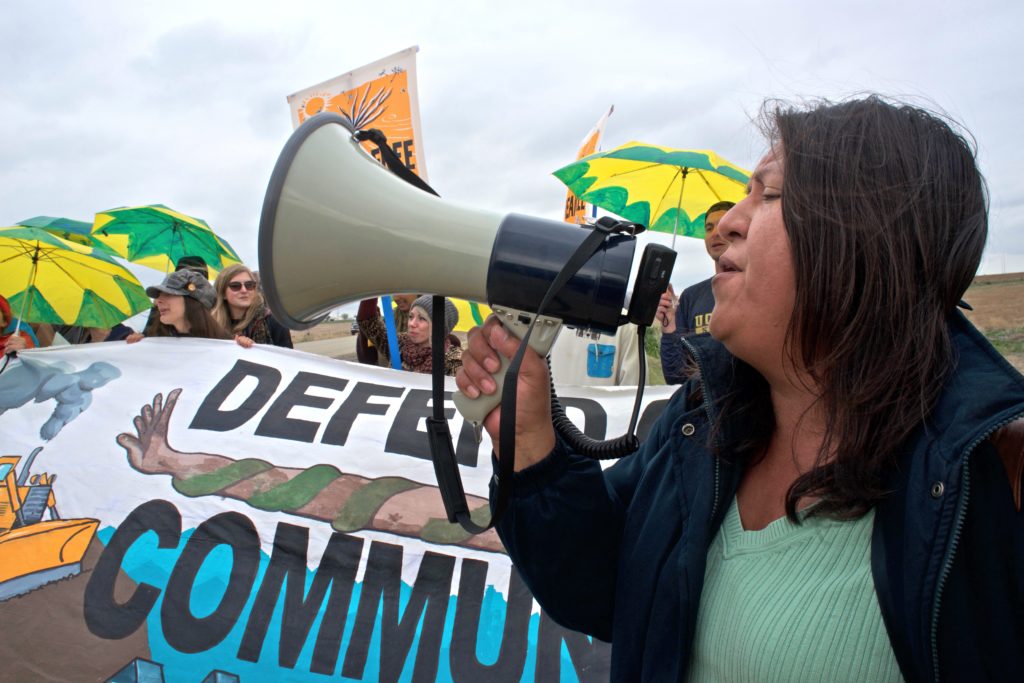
(645, 326, 666, 385)
(963, 277, 1024, 372)
(985, 327, 1024, 357)
(646, 354, 666, 385)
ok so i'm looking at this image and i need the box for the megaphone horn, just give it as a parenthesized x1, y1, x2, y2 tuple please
(259, 113, 637, 331)
(258, 113, 672, 426)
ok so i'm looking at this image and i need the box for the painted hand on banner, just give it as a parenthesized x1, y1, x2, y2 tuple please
(116, 390, 504, 553)
(117, 389, 228, 475)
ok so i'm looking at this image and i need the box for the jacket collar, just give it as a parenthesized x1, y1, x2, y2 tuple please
(681, 333, 737, 407)
(921, 310, 1024, 461)
(682, 311, 1024, 462)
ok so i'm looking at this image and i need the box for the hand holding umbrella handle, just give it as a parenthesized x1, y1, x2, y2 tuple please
(3, 334, 28, 356)
(453, 306, 562, 439)
(657, 285, 678, 332)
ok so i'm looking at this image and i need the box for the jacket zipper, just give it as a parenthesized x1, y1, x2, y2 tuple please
(929, 409, 1024, 683)
(681, 338, 723, 520)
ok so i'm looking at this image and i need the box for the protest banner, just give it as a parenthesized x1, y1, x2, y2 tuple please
(0, 340, 673, 682)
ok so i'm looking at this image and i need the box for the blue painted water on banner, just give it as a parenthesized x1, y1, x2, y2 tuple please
(97, 527, 578, 683)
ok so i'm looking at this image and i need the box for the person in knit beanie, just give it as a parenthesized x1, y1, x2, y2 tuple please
(410, 295, 459, 339)
(356, 294, 462, 376)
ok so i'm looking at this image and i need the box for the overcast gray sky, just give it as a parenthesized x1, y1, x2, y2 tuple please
(3, 0, 1021, 298)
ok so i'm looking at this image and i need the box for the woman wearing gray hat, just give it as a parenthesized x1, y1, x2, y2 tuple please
(356, 294, 462, 375)
(125, 270, 247, 346)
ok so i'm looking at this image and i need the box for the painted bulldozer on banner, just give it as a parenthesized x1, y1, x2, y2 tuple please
(0, 448, 98, 600)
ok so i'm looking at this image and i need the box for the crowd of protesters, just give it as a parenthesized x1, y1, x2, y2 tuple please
(6, 255, 294, 355)
(3, 202, 813, 386)
(7, 93, 1022, 683)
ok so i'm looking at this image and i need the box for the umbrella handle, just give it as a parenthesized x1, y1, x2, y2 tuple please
(14, 243, 42, 335)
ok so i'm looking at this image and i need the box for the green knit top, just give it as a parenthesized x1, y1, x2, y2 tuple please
(686, 499, 904, 682)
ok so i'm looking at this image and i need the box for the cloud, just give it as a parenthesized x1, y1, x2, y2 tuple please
(0, 0, 1021, 284)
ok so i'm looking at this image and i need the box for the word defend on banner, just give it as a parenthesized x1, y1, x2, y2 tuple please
(564, 106, 614, 224)
(287, 45, 429, 182)
(0, 340, 673, 682)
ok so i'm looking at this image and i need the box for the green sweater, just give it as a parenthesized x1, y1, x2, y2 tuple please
(686, 499, 903, 682)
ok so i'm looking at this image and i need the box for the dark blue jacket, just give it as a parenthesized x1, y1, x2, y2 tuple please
(660, 277, 715, 385)
(495, 312, 1024, 682)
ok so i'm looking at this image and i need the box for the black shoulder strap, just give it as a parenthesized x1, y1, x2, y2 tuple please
(353, 128, 438, 197)
(428, 224, 614, 534)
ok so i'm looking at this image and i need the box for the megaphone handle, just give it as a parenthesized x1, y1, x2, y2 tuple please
(453, 306, 562, 434)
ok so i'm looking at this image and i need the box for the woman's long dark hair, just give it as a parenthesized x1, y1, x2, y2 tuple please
(145, 297, 232, 340)
(725, 96, 988, 520)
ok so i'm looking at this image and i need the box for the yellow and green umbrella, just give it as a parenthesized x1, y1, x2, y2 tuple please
(453, 299, 492, 332)
(0, 225, 151, 329)
(17, 215, 122, 257)
(91, 204, 241, 275)
(553, 142, 750, 247)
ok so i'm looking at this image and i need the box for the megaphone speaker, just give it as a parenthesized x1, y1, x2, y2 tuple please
(259, 113, 637, 331)
(259, 113, 673, 425)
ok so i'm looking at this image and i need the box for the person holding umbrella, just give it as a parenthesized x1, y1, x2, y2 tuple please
(657, 200, 735, 385)
(1, 294, 36, 354)
(0, 224, 151, 350)
(457, 96, 1023, 680)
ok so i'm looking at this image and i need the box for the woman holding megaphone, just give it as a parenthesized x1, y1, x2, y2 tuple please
(456, 96, 1024, 681)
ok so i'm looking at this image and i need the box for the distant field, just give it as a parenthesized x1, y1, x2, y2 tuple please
(963, 273, 1024, 371)
(290, 320, 352, 344)
(288, 273, 1024, 376)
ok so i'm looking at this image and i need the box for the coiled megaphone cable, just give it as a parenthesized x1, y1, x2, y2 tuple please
(427, 221, 620, 534)
(547, 322, 649, 460)
(357, 127, 648, 534)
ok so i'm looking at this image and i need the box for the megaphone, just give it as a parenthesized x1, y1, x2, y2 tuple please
(258, 113, 674, 426)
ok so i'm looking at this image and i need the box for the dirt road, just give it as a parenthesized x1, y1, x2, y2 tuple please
(294, 334, 358, 361)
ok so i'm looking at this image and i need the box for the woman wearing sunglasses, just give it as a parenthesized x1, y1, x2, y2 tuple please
(212, 264, 293, 348)
(126, 270, 239, 344)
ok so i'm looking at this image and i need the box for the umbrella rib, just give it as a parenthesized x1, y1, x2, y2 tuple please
(603, 161, 678, 180)
(15, 243, 42, 326)
(694, 169, 729, 202)
(173, 221, 190, 268)
(34, 253, 136, 319)
(0, 243, 42, 263)
(35, 248, 133, 287)
(671, 171, 688, 249)
(124, 221, 173, 262)
(654, 168, 685, 214)
(35, 251, 105, 292)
